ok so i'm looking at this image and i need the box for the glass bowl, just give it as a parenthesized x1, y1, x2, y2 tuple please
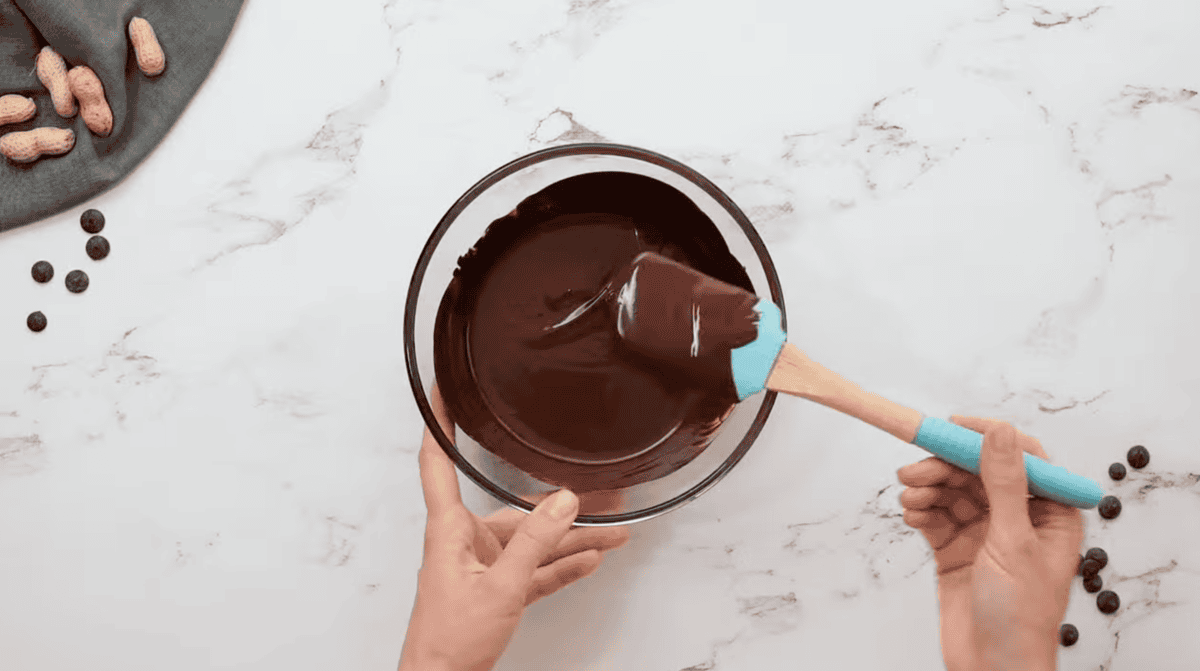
(404, 143, 786, 526)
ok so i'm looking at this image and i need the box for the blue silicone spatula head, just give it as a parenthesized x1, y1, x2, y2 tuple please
(611, 252, 1105, 510)
(613, 252, 785, 400)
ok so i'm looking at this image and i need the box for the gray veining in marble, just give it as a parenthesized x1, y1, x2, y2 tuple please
(2, 0, 1198, 669)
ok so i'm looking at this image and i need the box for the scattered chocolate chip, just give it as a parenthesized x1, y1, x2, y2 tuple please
(1127, 445, 1149, 469)
(1098, 495, 1121, 519)
(31, 260, 54, 283)
(1059, 623, 1079, 646)
(65, 269, 89, 293)
(81, 209, 105, 234)
(1085, 547, 1108, 570)
(1097, 590, 1120, 614)
(27, 311, 46, 332)
(86, 235, 110, 260)
(1076, 554, 1084, 576)
(1081, 559, 1101, 578)
(1084, 573, 1103, 593)
(1109, 462, 1126, 480)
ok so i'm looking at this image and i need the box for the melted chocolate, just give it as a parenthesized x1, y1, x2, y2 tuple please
(433, 172, 754, 492)
(614, 251, 762, 387)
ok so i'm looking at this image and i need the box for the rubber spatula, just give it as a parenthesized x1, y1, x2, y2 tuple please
(611, 251, 1105, 510)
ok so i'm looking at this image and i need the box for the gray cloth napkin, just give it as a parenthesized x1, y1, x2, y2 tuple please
(0, 0, 244, 232)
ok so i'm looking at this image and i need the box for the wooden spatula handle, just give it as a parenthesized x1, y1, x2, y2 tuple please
(765, 343, 1105, 509)
(766, 343, 924, 442)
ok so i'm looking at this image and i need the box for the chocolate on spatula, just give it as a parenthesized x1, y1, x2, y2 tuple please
(612, 250, 761, 383)
(610, 251, 1106, 511)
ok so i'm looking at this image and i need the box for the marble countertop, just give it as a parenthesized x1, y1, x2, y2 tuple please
(3, 0, 1199, 669)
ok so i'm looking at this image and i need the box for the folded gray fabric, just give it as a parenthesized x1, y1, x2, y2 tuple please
(0, 0, 244, 232)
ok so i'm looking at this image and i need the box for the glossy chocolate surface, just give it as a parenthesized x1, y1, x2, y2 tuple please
(433, 172, 754, 492)
(613, 251, 761, 386)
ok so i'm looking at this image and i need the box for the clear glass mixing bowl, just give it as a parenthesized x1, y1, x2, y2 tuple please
(404, 143, 786, 526)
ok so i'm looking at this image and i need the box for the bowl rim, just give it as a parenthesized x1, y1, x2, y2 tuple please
(404, 142, 787, 525)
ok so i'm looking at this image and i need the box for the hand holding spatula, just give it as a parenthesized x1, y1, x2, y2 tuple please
(609, 251, 1105, 510)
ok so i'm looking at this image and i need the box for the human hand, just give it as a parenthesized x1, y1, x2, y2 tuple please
(399, 384, 630, 671)
(897, 416, 1084, 671)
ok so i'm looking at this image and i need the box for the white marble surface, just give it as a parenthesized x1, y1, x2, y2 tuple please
(3, 0, 1200, 668)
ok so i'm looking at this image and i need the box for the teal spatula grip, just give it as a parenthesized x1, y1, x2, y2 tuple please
(729, 300, 1104, 509)
(913, 417, 1105, 509)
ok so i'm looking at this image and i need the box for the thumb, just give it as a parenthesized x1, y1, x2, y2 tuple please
(975, 422, 1035, 538)
(490, 489, 579, 589)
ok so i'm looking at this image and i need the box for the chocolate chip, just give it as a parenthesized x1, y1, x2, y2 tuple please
(86, 235, 110, 260)
(1081, 558, 1101, 578)
(1109, 462, 1126, 480)
(1098, 495, 1121, 519)
(1085, 547, 1108, 570)
(1084, 573, 1103, 593)
(1127, 445, 1149, 469)
(1059, 623, 1079, 646)
(1097, 590, 1120, 614)
(27, 311, 46, 332)
(65, 269, 89, 293)
(31, 260, 54, 283)
(81, 209, 105, 234)
(1076, 554, 1084, 576)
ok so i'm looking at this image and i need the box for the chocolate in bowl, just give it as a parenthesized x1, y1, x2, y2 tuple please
(433, 171, 755, 493)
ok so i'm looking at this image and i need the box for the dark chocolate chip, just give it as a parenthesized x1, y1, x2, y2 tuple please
(1083, 573, 1103, 593)
(31, 260, 54, 283)
(65, 269, 89, 293)
(1081, 558, 1101, 578)
(27, 311, 47, 332)
(1085, 547, 1108, 570)
(1098, 495, 1121, 519)
(1059, 623, 1079, 646)
(1097, 590, 1120, 614)
(1109, 462, 1126, 480)
(86, 235, 110, 260)
(1127, 445, 1149, 469)
(81, 209, 105, 234)
(1076, 554, 1084, 576)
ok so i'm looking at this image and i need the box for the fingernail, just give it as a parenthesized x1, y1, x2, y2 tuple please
(547, 489, 578, 519)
